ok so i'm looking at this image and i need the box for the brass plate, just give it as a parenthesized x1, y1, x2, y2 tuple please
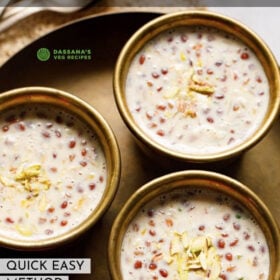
(0, 11, 279, 280)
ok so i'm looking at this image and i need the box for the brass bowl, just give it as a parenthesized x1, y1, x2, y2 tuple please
(108, 170, 280, 280)
(0, 86, 121, 250)
(113, 11, 280, 164)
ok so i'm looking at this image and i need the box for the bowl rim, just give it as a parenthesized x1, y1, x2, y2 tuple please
(108, 170, 280, 280)
(113, 10, 280, 163)
(0, 86, 121, 250)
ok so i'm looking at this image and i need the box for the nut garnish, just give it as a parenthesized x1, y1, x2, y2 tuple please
(15, 164, 41, 181)
(189, 73, 215, 95)
(15, 164, 51, 195)
(15, 224, 34, 237)
(168, 232, 222, 279)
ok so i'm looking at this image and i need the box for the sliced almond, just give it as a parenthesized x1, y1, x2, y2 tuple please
(207, 247, 217, 263)
(184, 110, 197, 118)
(199, 252, 207, 270)
(189, 84, 215, 95)
(73, 197, 86, 210)
(16, 164, 41, 181)
(189, 73, 215, 95)
(164, 254, 174, 264)
(206, 237, 212, 247)
(178, 269, 188, 280)
(168, 233, 221, 279)
(190, 236, 207, 253)
(187, 263, 202, 270)
(15, 224, 33, 236)
(21, 199, 32, 208)
(192, 74, 204, 85)
(170, 235, 181, 255)
(209, 259, 221, 280)
(164, 87, 180, 99)
(180, 52, 186, 61)
(140, 228, 146, 235)
(0, 175, 15, 188)
(39, 178, 51, 190)
(39, 193, 47, 211)
(182, 231, 190, 249)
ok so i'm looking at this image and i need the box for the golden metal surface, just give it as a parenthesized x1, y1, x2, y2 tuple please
(114, 11, 280, 164)
(0, 87, 121, 250)
(0, 12, 278, 280)
(109, 170, 280, 280)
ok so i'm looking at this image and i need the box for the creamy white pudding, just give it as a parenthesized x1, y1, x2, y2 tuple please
(126, 26, 269, 155)
(0, 104, 106, 240)
(121, 188, 269, 280)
